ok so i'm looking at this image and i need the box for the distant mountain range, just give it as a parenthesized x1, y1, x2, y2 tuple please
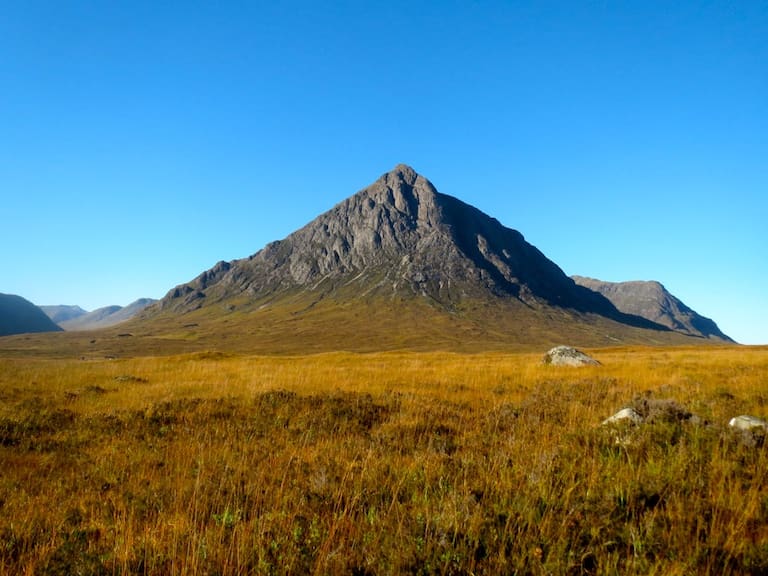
(0, 297, 158, 338)
(0, 165, 733, 349)
(135, 164, 732, 351)
(40, 304, 89, 324)
(0, 293, 63, 337)
(40, 299, 157, 331)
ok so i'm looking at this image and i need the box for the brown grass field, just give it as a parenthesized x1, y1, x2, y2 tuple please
(1, 344, 767, 574)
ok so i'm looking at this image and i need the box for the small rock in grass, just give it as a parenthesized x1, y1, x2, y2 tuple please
(542, 346, 600, 367)
(728, 415, 767, 447)
(728, 415, 768, 431)
(602, 407, 643, 426)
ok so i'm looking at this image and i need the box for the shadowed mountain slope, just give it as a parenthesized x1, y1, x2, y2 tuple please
(0, 293, 63, 336)
(572, 276, 733, 342)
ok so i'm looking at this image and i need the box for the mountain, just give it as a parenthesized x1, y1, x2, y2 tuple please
(59, 298, 157, 331)
(133, 164, 716, 353)
(106, 298, 158, 324)
(40, 305, 88, 324)
(572, 276, 733, 342)
(60, 305, 121, 330)
(0, 293, 63, 336)
(156, 165, 647, 318)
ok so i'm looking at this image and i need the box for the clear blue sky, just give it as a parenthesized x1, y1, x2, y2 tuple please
(2, 1, 766, 344)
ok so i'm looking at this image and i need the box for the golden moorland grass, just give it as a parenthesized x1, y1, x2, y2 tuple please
(0, 345, 766, 574)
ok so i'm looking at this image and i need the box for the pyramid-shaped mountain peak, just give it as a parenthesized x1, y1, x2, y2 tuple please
(355, 163, 441, 226)
(156, 164, 628, 322)
(388, 163, 419, 181)
(130, 165, 736, 350)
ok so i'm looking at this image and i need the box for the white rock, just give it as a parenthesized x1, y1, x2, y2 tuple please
(602, 407, 643, 425)
(728, 415, 768, 431)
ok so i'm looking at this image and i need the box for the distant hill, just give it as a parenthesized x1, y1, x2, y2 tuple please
(132, 164, 721, 353)
(572, 276, 733, 342)
(0, 293, 63, 336)
(58, 298, 157, 331)
(40, 305, 88, 324)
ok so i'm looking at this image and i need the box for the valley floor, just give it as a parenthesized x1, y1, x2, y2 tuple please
(0, 346, 767, 574)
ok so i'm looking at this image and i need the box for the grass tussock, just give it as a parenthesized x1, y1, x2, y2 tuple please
(0, 346, 766, 574)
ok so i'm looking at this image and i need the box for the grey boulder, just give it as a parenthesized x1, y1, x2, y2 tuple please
(542, 346, 600, 367)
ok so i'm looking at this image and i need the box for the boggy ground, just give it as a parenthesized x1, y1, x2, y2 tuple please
(0, 346, 766, 574)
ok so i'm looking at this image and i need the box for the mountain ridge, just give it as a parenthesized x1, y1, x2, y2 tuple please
(40, 304, 88, 324)
(572, 276, 732, 342)
(55, 298, 157, 331)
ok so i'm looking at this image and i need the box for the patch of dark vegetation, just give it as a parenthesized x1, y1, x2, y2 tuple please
(85, 413, 127, 436)
(0, 409, 76, 450)
(85, 385, 109, 394)
(188, 351, 233, 361)
(256, 388, 297, 406)
(114, 374, 148, 383)
(129, 398, 205, 439)
(629, 395, 695, 423)
(302, 392, 394, 436)
(250, 390, 396, 439)
(380, 420, 459, 456)
(519, 385, 570, 424)
(483, 402, 519, 435)
(65, 385, 112, 402)
(374, 400, 464, 456)
(41, 528, 108, 576)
